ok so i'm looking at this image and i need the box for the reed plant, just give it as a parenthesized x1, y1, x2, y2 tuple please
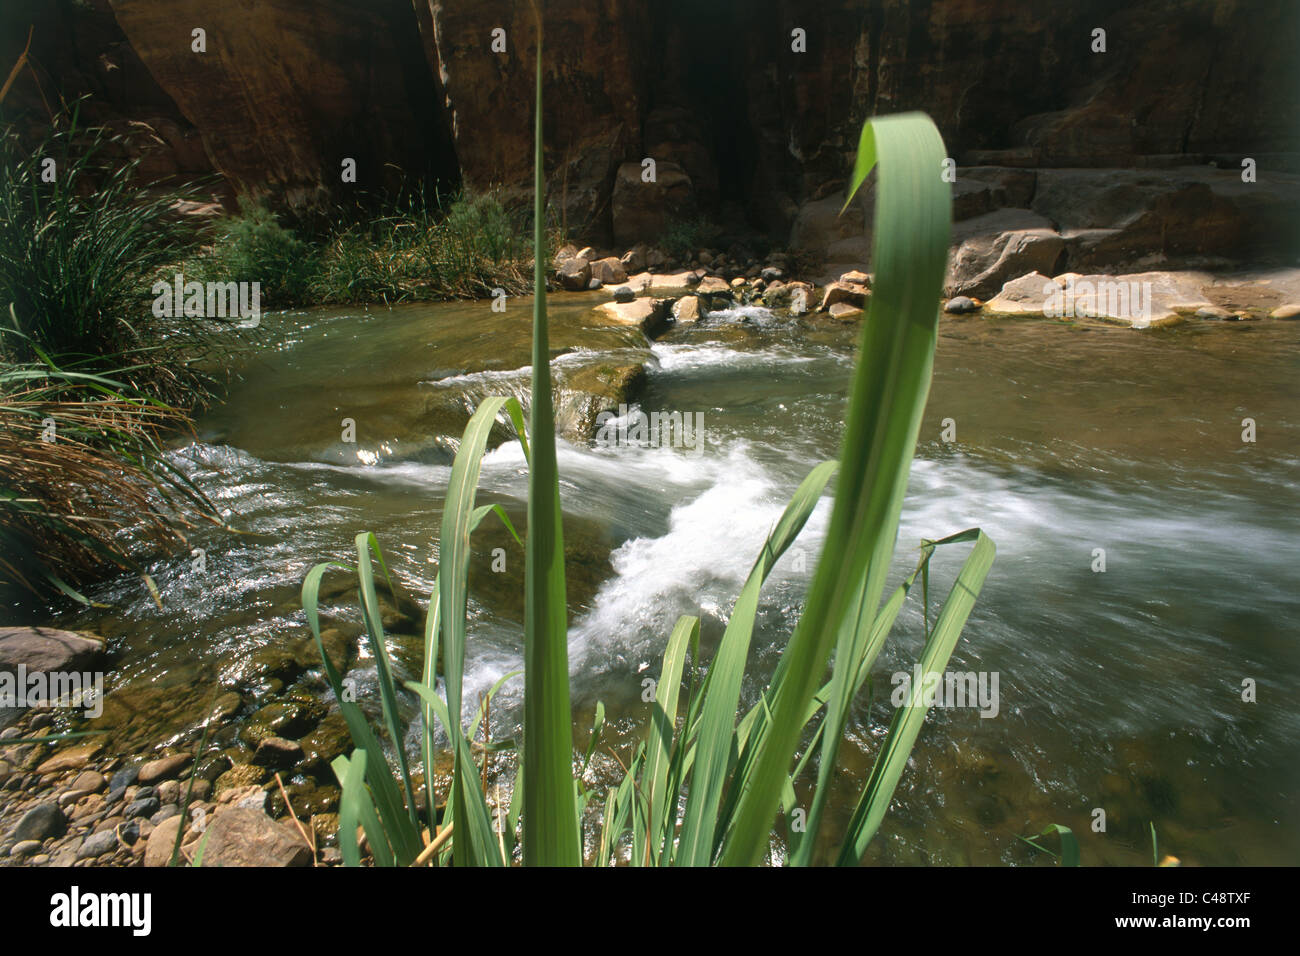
(302, 14, 993, 866)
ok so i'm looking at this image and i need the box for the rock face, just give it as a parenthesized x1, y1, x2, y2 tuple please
(5, 0, 1292, 255)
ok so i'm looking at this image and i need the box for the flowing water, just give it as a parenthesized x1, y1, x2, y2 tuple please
(40, 296, 1300, 865)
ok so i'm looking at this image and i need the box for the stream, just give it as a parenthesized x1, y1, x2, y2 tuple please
(40, 295, 1300, 865)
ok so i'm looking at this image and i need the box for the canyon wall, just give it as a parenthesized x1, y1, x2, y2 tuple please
(2, 0, 1295, 256)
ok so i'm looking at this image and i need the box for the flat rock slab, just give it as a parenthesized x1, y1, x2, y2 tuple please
(985, 270, 1214, 326)
(0, 628, 105, 674)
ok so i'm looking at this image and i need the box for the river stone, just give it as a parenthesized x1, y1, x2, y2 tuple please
(0, 759, 10, 786)
(200, 807, 313, 867)
(10, 840, 42, 857)
(828, 302, 865, 320)
(672, 296, 701, 322)
(0, 627, 106, 674)
(214, 763, 268, 797)
(143, 815, 183, 867)
(109, 766, 139, 791)
(253, 736, 303, 768)
(817, 281, 868, 312)
(1194, 305, 1236, 320)
(125, 796, 160, 819)
(296, 713, 351, 771)
(1271, 303, 1300, 319)
(610, 285, 635, 303)
(36, 739, 104, 775)
(945, 296, 981, 314)
(70, 770, 106, 793)
(150, 804, 181, 826)
(590, 257, 627, 285)
(13, 802, 66, 841)
(594, 298, 675, 338)
(138, 752, 191, 784)
(77, 828, 119, 860)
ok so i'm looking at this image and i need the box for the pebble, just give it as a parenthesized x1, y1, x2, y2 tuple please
(125, 796, 160, 819)
(944, 296, 981, 314)
(138, 753, 191, 784)
(76, 829, 119, 860)
(10, 839, 42, 857)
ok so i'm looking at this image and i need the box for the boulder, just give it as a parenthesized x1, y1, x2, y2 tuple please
(946, 210, 1065, 299)
(818, 281, 869, 312)
(590, 257, 628, 285)
(557, 257, 591, 291)
(0, 627, 105, 675)
(199, 807, 313, 867)
(594, 298, 675, 339)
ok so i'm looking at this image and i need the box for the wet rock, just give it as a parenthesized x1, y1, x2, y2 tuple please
(672, 296, 701, 322)
(594, 298, 675, 339)
(36, 739, 104, 775)
(0, 627, 106, 674)
(253, 736, 303, 769)
(1271, 303, 1300, 319)
(76, 829, 118, 860)
(296, 713, 351, 772)
(239, 699, 325, 747)
(194, 753, 232, 782)
(0, 759, 9, 786)
(156, 779, 181, 805)
(1194, 305, 1237, 320)
(610, 285, 635, 303)
(138, 752, 191, 784)
(109, 766, 139, 792)
(945, 296, 981, 314)
(214, 763, 268, 797)
(827, 302, 864, 321)
(200, 807, 313, 867)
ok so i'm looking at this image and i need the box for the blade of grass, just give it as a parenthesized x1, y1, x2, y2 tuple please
(521, 10, 580, 867)
(721, 112, 952, 866)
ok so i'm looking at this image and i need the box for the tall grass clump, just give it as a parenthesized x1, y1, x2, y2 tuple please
(303, 12, 994, 866)
(0, 106, 242, 407)
(0, 334, 223, 602)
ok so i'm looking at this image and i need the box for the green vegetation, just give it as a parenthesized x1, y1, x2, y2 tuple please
(303, 25, 994, 866)
(657, 216, 722, 260)
(185, 189, 540, 307)
(0, 109, 230, 601)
